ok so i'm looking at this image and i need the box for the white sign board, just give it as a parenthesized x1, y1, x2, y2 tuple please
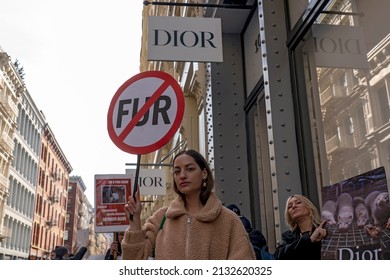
(126, 169, 167, 196)
(148, 16, 223, 62)
(312, 24, 369, 69)
(76, 228, 90, 247)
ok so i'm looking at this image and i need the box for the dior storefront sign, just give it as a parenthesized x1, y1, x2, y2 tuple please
(148, 16, 223, 62)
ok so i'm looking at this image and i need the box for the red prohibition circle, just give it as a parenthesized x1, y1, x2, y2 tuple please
(107, 71, 185, 155)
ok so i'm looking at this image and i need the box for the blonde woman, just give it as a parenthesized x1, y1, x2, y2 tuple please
(273, 194, 326, 260)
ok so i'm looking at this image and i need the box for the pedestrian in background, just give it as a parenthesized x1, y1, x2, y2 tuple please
(52, 240, 90, 260)
(104, 232, 124, 260)
(227, 204, 273, 260)
(49, 250, 56, 260)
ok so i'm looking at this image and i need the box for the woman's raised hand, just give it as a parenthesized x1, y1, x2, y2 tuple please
(310, 220, 327, 243)
(124, 188, 142, 230)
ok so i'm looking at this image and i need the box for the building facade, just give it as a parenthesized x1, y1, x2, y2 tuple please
(5, 89, 45, 260)
(65, 175, 89, 255)
(0, 49, 25, 259)
(0, 47, 106, 260)
(137, 0, 390, 251)
(29, 125, 73, 259)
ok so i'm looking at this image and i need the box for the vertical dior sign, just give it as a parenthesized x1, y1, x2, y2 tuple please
(148, 16, 223, 62)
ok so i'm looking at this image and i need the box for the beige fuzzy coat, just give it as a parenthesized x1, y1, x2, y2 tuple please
(122, 193, 256, 260)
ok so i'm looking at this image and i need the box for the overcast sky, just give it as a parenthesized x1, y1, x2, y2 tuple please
(0, 0, 144, 203)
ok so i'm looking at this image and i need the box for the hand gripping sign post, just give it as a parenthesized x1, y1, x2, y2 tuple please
(107, 71, 185, 219)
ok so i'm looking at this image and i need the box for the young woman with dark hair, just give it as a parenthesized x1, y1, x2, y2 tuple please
(122, 149, 255, 260)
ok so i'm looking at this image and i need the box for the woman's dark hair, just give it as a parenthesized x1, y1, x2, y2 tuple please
(172, 149, 214, 206)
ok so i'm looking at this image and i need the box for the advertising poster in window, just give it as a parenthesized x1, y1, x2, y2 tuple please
(94, 174, 132, 233)
(321, 166, 390, 260)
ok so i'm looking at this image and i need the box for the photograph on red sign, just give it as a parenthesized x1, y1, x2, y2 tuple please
(94, 174, 132, 233)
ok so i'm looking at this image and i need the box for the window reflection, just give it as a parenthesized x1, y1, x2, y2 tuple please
(300, 0, 390, 186)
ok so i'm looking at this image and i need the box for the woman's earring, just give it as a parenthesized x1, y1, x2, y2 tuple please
(202, 178, 207, 188)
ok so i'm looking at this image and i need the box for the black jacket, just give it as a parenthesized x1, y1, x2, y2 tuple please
(273, 229, 322, 260)
(54, 246, 88, 260)
(249, 229, 273, 260)
(104, 242, 122, 260)
(238, 215, 271, 260)
(70, 247, 88, 260)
